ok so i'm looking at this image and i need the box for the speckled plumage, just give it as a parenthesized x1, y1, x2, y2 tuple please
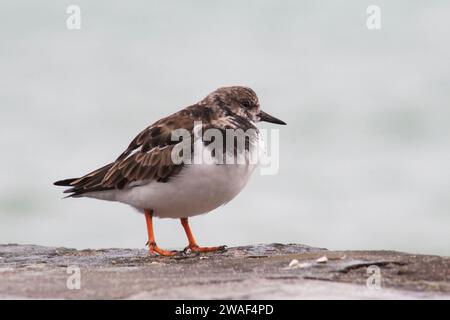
(54, 86, 286, 218)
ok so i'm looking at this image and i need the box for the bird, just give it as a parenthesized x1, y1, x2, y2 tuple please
(54, 86, 286, 256)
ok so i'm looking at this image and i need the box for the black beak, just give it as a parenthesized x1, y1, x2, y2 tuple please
(259, 110, 287, 125)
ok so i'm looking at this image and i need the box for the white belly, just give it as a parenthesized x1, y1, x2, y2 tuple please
(118, 162, 255, 218)
(84, 133, 264, 218)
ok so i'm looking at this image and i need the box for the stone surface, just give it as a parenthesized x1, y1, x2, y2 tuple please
(0, 243, 449, 299)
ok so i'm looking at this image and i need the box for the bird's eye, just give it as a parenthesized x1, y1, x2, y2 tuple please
(242, 100, 253, 109)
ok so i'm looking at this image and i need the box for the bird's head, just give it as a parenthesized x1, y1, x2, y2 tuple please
(203, 86, 286, 125)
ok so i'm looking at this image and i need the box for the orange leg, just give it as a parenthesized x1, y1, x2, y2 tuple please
(144, 209, 177, 256)
(180, 217, 226, 253)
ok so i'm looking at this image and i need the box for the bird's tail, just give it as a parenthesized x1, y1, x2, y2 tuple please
(53, 163, 115, 197)
(53, 178, 78, 186)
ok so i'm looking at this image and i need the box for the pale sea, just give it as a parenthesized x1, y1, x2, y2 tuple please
(1, 1, 449, 255)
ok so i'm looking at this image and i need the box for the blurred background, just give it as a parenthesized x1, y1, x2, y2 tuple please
(1, 1, 449, 255)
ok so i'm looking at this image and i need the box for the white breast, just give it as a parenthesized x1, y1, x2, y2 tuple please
(123, 162, 255, 218)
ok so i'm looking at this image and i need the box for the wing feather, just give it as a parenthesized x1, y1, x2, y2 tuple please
(54, 101, 251, 197)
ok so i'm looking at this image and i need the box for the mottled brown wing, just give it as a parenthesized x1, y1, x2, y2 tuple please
(100, 110, 201, 188)
(54, 102, 246, 197)
(101, 144, 184, 189)
(55, 109, 200, 197)
(115, 107, 202, 162)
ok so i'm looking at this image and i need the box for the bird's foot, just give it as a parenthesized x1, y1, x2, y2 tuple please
(183, 244, 227, 254)
(146, 241, 177, 256)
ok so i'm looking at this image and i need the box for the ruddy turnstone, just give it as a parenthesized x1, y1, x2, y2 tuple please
(54, 86, 286, 256)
